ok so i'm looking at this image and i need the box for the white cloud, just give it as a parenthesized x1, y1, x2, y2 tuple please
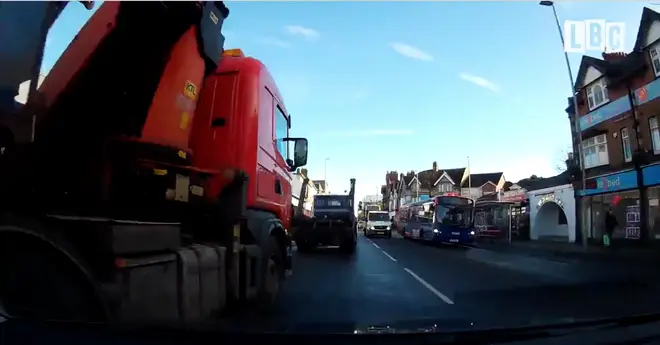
(329, 129, 413, 137)
(285, 25, 320, 40)
(255, 37, 290, 48)
(458, 73, 500, 92)
(389, 42, 433, 61)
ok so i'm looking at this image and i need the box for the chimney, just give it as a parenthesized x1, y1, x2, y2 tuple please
(432, 161, 438, 172)
(602, 51, 627, 61)
(565, 152, 575, 171)
(386, 171, 398, 184)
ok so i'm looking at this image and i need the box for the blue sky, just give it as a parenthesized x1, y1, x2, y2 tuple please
(42, 1, 651, 203)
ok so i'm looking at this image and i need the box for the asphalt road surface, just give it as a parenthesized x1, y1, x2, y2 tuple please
(262, 232, 660, 331)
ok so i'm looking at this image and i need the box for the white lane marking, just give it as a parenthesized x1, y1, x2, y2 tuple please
(381, 250, 397, 262)
(404, 268, 454, 305)
(372, 242, 380, 249)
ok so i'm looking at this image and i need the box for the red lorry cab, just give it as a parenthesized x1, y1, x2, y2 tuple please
(191, 49, 293, 228)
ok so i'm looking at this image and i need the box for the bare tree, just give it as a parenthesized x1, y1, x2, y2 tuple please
(554, 145, 573, 173)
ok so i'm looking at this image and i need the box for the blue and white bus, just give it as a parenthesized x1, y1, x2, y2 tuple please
(403, 194, 476, 245)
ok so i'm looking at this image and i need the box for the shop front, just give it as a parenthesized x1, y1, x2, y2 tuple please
(528, 185, 576, 243)
(578, 170, 641, 242)
(642, 164, 660, 241)
(500, 189, 529, 239)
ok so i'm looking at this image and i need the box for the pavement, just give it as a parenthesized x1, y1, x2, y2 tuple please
(475, 239, 660, 266)
(253, 232, 660, 331)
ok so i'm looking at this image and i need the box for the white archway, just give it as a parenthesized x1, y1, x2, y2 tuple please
(533, 201, 570, 242)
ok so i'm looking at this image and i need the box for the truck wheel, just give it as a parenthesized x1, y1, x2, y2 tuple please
(0, 233, 106, 322)
(256, 235, 283, 314)
(339, 236, 356, 254)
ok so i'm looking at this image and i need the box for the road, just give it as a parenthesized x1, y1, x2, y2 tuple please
(263, 232, 660, 331)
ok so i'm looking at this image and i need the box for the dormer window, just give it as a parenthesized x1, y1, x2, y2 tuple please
(586, 78, 608, 110)
(650, 42, 660, 77)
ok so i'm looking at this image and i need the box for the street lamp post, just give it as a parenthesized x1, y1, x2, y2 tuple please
(540, 1, 588, 248)
(414, 170, 419, 202)
(324, 158, 329, 194)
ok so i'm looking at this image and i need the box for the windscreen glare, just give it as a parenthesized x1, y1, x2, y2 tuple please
(435, 205, 472, 227)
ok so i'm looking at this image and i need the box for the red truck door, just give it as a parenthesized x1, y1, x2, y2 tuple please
(255, 86, 291, 223)
(272, 99, 292, 221)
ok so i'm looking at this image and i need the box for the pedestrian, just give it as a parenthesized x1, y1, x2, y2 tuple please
(604, 207, 618, 248)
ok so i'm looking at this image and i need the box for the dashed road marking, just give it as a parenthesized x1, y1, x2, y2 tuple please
(372, 242, 380, 249)
(404, 268, 455, 305)
(381, 250, 397, 262)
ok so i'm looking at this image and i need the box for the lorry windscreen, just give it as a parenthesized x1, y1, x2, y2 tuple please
(368, 213, 389, 221)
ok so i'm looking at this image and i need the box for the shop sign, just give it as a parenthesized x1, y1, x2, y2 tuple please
(643, 164, 660, 187)
(579, 170, 637, 196)
(579, 77, 660, 132)
(501, 189, 527, 202)
(536, 193, 564, 209)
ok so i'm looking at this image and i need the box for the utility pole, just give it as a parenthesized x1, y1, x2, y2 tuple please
(414, 170, 419, 202)
(324, 158, 329, 182)
(540, 0, 588, 248)
(467, 156, 472, 200)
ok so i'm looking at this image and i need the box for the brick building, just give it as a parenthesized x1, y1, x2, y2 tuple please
(566, 7, 660, 244)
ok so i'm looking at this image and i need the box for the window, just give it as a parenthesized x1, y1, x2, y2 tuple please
(650, 117, 660, 154)
(581, 134, 609, 169)
(438, 182, 452, 192)
(274, 105, 288, 159)
(621, 127, 632, 162)
(650, 43, 660, 77)
(586, 79, 609, 110)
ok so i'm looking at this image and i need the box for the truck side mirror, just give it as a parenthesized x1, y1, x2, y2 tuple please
(284, 137, 308, 172)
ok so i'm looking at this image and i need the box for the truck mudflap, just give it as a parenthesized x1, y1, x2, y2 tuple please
(294, 218, 354, 247)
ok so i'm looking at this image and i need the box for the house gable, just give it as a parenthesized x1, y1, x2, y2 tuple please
(480, 181, 497, 193)
(582, 66, 602, 87)
(480, 181, 497, 188)
(509, 183, 522, 190)
(634, 7, 660, 50)
(574, 56, 609, 91)
(433, 171, 454, 186)
(645, 20, 660, 47)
